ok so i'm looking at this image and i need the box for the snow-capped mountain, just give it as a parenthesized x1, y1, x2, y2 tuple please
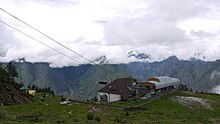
(128, 50, 151, 62)
(189, 52, 206, 61)
(94, 55, 108, 64)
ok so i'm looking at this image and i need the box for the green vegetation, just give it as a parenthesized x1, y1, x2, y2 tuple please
(94, 116, 101, 122)
(0, 63, 31, 105)
(29, 84, 55, 96)
(0, 63, 11, 81)
(86, 112, 94, 120)
(0, 91, 220, 124)
(0, 61, 18, 82)
(109, 97, 150, 108)
(6, 62, 18, 79)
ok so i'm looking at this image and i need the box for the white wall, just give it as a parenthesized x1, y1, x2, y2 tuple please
(98, 92, 121, 102)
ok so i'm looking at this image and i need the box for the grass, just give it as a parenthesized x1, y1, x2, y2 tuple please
(108, 97, 150, 108)
(0, 91, 220, 124)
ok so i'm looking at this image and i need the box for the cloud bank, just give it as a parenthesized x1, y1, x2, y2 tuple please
(212, 85, 220, 94)
(1, 0, 220, 67)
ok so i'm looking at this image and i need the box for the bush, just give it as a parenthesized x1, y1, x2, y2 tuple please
(94, 116, 101, 122)
(114, 116, 127, 123)
(56, 120, 65, 124)
(30, 116, 43, 123)
(87, 112, 94, 120)
(17, 112, 43, 123)
(125, 111, 129, 116)
(93, 96, 98, 102)
(0, 111, 6, 119)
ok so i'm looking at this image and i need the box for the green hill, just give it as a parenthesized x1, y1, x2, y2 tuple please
(0, 91, 220, 124)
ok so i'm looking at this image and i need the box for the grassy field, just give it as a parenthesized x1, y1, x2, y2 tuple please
(107, 97, 151, 108)
(0, 91, 220, 124)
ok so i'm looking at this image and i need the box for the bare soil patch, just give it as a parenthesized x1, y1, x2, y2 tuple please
(172, 96, 213, 110)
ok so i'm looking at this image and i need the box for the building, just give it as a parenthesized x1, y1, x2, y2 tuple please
(19, 86, 36, 96)
(27, 90, 36, 96)
(142, 76, 180, 94)
(98, 77, 137, 102)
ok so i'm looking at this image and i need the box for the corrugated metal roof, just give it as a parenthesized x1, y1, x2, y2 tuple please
(147, 76, 180, 89)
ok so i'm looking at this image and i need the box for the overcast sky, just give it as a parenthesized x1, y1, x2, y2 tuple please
(1, 0, 220, 67)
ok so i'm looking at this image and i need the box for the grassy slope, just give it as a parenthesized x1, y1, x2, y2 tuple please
(0, 91, 220, 124)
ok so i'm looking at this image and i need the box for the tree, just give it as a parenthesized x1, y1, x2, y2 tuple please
(31, 84, 36, 90)
(93, 96, 98, 102)
(6, 62, 18, 79)
(178, 84, 188, 91)
(0, 64, 10, 81)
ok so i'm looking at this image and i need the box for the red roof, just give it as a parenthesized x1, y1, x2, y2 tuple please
(98, 77, 136, 100)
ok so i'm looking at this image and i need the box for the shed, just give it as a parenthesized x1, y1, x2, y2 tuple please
(27, 90, 36, 96)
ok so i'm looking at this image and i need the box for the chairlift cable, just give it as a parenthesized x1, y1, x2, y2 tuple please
(0, 8, 135, 82)
(0, 19, 80, 63)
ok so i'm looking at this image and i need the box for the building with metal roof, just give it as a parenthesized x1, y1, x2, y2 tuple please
(142, 76, 180, 94)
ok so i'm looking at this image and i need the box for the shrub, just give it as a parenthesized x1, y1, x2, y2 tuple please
(94, 116, 101, 122)
(17, 112, 43, 123)
(0, 111, 6, 119)
(87, 112, 94, 120)
(125, 111, 129, 116)
(92, 96, 98, 102)
(56, 120, 65, 124)
(114, 116, 127, 123)
(73, 118, 78, 122)
(30, 116, 43, 123)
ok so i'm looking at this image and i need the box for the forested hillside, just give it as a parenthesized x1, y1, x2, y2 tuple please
(0, 63, 30, 105)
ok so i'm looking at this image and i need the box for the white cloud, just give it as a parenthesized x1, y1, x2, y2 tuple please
(212, 85, 220, 94)
(1, 0, 220, 67)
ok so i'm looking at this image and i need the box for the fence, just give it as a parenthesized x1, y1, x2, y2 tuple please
(67, 95, 94, 102)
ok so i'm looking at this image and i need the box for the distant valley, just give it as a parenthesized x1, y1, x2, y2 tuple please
(4, 56, 220, 98)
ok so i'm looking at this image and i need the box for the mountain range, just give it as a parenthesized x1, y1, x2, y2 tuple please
(3, 55, 220, 98)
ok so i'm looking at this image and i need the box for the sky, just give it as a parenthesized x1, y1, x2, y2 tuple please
(1, 0, 220, 67)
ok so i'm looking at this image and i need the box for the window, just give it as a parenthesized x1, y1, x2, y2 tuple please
(100, 94, 108, 102)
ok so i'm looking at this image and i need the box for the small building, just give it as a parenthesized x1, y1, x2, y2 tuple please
(98, 77, 137, 102)
(142, 76, 180, 94)
(27, 90, 36, 96)
(19, 86, 36, 96)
